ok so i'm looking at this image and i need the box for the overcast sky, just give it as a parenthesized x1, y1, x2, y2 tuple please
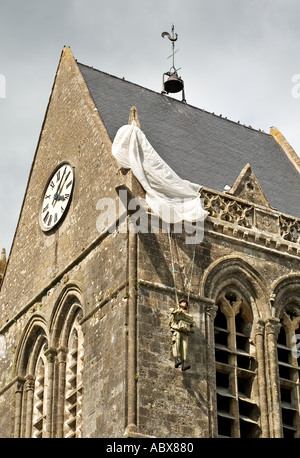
(1, 0, 300, 254)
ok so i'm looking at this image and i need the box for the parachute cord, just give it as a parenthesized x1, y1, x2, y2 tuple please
(187, 245, 196, 303)
(168, 228, 179, 305)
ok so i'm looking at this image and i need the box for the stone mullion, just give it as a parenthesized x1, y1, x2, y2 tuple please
(254, 319, 269, 437)
(286, 327, 300, 437)
(265, 318, 282, 437)
(228, 314, 239, 438)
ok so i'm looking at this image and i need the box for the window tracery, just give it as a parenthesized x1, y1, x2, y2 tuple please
(32, 343, 48, 438)
(15, 324, 48, 438)
(277, 306, 300, 438)
(64, 313, 84, 438)
(214, 291, 260, 438)
(14, 292, 84, 438)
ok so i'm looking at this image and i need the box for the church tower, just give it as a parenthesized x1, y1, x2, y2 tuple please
(1, 47, 300, 438)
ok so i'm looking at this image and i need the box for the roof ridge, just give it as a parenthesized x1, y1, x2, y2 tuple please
(77, 61, 269, 137)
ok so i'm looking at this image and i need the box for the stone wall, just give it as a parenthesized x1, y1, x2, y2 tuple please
(0, 226, 130, 437)
(133, 209, 300, 438)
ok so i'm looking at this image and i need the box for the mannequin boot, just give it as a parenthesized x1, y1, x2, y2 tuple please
(174, 357, 182, 368)
(181, 360, 191, 371)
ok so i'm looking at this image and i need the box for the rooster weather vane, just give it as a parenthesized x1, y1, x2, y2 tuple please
(161, 24, 185, 101)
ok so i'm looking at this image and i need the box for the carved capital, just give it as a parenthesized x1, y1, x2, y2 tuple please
(44, 347, 57, 363)
(205, 303, 218, 321)
(265, 318, 281, 338)
(24, 375, 35, 392)
(254, 319, 265, 337)
(57, 346, 68, 363)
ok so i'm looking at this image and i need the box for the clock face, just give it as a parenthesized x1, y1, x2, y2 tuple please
(40, 162, 74, 231)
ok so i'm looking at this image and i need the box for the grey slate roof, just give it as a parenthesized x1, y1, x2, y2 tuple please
(78, 62, 300, 219)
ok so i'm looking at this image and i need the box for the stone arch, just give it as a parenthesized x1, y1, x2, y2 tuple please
(271, 275, 300, 319)
(200, 256, 269, 321)
(14, 314, 49, 378)
(49, 283, 84, 349)
(13, 314, 49, 438)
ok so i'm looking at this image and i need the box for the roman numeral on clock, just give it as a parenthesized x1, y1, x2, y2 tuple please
(43, 211, 49, 224)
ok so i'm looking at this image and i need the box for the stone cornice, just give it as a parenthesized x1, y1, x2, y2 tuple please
(201, 187, 300, 256)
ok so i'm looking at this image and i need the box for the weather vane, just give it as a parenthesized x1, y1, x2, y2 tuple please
(162, 24, 180, 75)
(161, 24, 185, 101)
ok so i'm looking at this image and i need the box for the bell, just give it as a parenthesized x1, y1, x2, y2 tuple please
(164, 73, 184, 94)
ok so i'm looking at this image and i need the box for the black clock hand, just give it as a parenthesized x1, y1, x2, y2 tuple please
(57, 166, 67, 195)
(52, 166, 67, 205)
(54, 170, 72, 207)
(55, 194, 65, 201)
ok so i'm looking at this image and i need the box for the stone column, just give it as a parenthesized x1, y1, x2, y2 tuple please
(254, 319, 269, 437)
(265, 318, 282, 438)
(24, 375, 35, 438)
(56, 347, 68, 438)
(14, 378, 25, 438)
(204, 300, 218, 437)
(44, 347, 57, 438)
(126, 217, 138, 436)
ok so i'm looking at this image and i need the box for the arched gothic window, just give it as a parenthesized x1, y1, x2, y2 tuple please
(15, 292, 84, 438)
(15, 323, 49, 438)
(277, 307, 300, 438)
(214, 291, 260, 438)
